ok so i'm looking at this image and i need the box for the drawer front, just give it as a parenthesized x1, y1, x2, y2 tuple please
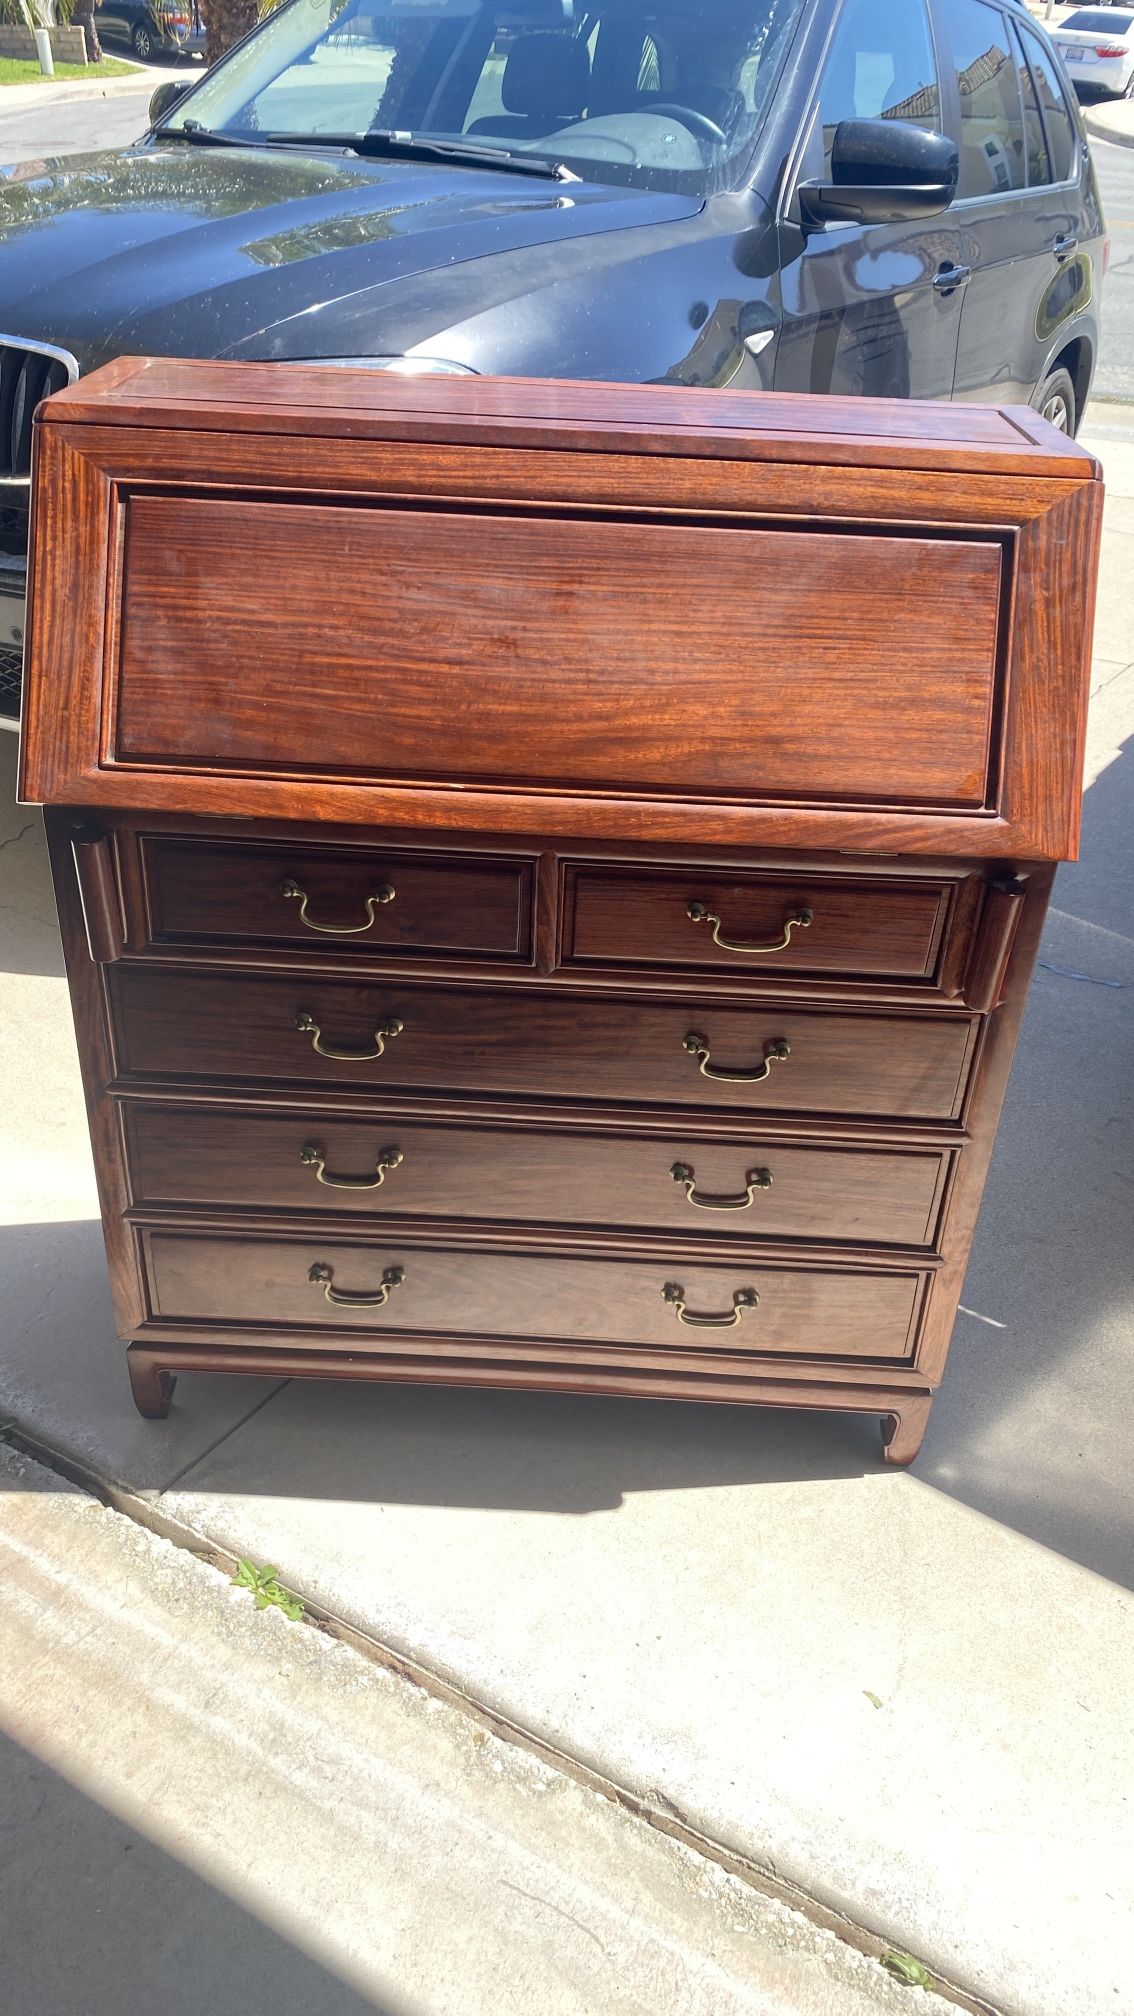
(140, 835, 533, 964)
(142, 1229, 928, 1366)
(564, 864, 964, 985)
(113, 495, 1003, 812)
(125, 1106, 951, 1249)
(110, 970, 978, 1122)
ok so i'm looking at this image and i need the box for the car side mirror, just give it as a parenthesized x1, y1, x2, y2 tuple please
(149, 81, 192, 126)
(799, 118, 959, 229)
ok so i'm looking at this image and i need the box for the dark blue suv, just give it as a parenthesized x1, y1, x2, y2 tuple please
(0, 0, 1106, 720)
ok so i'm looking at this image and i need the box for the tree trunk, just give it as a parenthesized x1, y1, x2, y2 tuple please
(202, 0, 259, 64)
(72, 0, 103, 62)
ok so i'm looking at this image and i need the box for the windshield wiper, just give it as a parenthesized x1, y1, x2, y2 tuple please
(157, 120, 266, 148)
(258, 129, 577, 179)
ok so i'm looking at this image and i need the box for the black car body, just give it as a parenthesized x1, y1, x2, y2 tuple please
(98, 0, 205, 61)
(0, 0, 1106, 721)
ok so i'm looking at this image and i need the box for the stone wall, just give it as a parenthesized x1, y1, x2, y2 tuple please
(0, 25, 90, 60)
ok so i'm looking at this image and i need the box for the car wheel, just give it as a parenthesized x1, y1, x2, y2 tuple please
(1033, 365, 1076, 436)
(132, 21, 154, 58)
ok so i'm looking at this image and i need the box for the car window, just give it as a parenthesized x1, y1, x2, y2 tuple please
(1015, 20, 1076, 183)
(157, 0, 808, 197)
(814, 0, 941, 178)
(1060, 9, 1134, 30)
(947, 0, 1027, 200)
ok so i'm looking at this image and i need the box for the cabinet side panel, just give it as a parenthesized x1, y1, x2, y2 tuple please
(19, 431, 113, 806)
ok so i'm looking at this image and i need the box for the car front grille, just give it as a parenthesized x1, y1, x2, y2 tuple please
(0, 335, 79, 480)
(0, 641, 22, 721)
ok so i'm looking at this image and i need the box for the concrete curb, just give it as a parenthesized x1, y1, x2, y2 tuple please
(1083, 100, 1134, 148)
(0, 65, 188, 111)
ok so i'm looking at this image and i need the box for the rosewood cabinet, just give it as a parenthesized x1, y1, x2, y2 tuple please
(19, 360, 1102, 1464)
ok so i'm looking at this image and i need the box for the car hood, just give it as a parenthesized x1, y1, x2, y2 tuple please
(0, 141, 701, 366)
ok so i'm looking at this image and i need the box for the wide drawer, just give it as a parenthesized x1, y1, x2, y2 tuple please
(140, 1229, 929, 1366)
(125, 1105, 952, 1249)
(138, 834, 534, 964)
(563, 863, 968, 987)
(109, 970, 980, 1122)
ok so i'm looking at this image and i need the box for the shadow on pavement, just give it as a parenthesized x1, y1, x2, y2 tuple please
(0, 1731, 405, 2016)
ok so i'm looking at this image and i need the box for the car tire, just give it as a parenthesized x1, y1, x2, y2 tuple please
(132, 21, 154, 59)
(1033, 365, 1076, 436)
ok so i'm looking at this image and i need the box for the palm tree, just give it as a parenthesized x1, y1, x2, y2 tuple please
(201, 0, 258, 61)
(71, 0, 101, 61)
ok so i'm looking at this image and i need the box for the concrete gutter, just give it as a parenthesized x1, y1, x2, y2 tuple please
(0, 1442, 967, 2016)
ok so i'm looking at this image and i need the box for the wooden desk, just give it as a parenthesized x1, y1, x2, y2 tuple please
(19, 361, 1102, 1463)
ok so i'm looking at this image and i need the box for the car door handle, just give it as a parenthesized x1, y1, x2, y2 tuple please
(933, 262, 971, 294)
(1051, 233, 1078, 261)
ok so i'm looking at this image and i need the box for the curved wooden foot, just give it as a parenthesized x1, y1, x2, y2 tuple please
(127, 1350, 176, 1420)
(880, 1395, 932, 1467)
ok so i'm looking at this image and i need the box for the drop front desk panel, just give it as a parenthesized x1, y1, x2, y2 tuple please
(19, 361, 1102, 1464)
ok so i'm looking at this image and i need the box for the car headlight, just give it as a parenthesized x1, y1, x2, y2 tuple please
(300, 357, 477, 376)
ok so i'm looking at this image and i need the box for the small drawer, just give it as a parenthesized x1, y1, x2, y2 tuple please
(563, 863, 968, 988)
(138, 835, 535, 965)
(125, 1105, 951, 1251)
(109, 969, 979, 1124)
(140, 1228, 930, 1368)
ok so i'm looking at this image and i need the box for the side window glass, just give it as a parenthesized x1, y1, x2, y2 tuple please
(948, 0, 1027, 198)
(816, 0, 941, 179)
(1016, 21, 1076, 182)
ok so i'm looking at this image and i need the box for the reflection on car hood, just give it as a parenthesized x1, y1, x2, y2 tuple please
(0, 141, 700, 367)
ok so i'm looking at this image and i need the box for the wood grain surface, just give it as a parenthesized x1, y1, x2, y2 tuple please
(141, 833, 535, 963)
(108, 967, 979, 1122)
(124, 1103, 951, 1249)
(141, 1228, 927, 1364)
(114, 494, 1002, 809)
(563, 864, 959, 982)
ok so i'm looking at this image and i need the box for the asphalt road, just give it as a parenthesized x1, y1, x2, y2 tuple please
(1, 77, 1130, 405)
(0, 67, 189, 166)
(1094, 136, 1134, 403)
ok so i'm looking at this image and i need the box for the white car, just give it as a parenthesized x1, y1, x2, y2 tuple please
(1054, 6, 1134, 95)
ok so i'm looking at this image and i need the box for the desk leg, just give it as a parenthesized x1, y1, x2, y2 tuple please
(880, 1395, 932, 1467)
(128, 1348, 176, 1420)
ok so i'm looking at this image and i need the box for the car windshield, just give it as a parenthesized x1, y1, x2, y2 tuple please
(1061, 9, 1134, 30)
(158, 0, 806, 194)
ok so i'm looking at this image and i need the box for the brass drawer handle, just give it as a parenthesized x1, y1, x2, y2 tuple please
(301, 1143, 403, 1190)
(663, 1281, 759, 1328)
(282, 877, 395, 934)
(683, 1033, 790, 1084)
(671, 1160, 772, 1210)
(295, 1011, 403, 1061)
(687, 901, 813, 955)
(309, 1261, 404, 1308)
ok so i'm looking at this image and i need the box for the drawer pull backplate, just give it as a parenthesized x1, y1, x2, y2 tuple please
(683, 1033, 790, 1084)
(282, 877, 395, 933)
(295, 1011, 403, 1061)
(687, 901, 813, 955)
(663, 1281, 759, 1328)
(301, 1143, 403, 1190)
(309, 1261, 405, 1308)
(670, 1160, 773, 1210)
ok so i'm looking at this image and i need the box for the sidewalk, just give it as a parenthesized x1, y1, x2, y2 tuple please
(0, 62, 180, 110)
(2, 406, 1132, 2016)
(1081, 95, 1134, 149)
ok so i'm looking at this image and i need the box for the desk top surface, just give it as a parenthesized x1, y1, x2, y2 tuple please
(40, 356, 1099, 484)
